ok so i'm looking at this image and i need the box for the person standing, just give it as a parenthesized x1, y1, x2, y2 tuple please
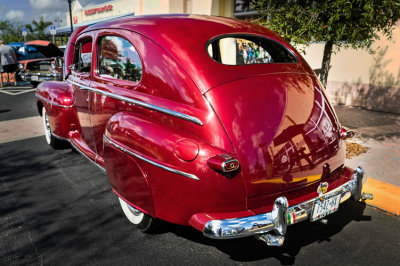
(0, 59, 3, 87)
(0, 40, 17, 86)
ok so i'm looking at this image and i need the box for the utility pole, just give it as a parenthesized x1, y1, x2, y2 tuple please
(67, 0, 74, 33)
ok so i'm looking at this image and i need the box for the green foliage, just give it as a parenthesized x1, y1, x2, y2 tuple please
(252, 0, 400, 52)
(31, 17, 53, 40)
(0, 20, 24, 43)
(252, 0, 400, 86)
(0, 16, 54, 43)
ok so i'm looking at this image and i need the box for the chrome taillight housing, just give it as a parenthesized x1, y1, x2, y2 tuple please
(341, 128, 355, 140)
(207, 154, 240, 173)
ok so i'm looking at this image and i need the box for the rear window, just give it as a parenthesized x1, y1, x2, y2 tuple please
(207, 35, 297, 65)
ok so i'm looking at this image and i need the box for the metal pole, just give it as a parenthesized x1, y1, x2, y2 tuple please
(68, 0, 73, 33)
(52, 34, 55, 44)
(24, 35, 26, 43)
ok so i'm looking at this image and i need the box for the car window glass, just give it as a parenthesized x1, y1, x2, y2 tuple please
(73, 38, 92, 73)
(207, 36, 297, 65)
(98, 36, 142, 82)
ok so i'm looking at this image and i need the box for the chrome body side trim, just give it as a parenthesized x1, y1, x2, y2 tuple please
(67, 79, 203, 126)
(70, 141, 106, 173)
(103, 135, 199, 181)
(35, 93, 74, 108)
(203, 167, 364, 244)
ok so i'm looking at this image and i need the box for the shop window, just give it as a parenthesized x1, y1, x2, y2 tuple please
(73, 38, 92, 73)
(207, 35, 297, 65)
(97, 36, 142, 82)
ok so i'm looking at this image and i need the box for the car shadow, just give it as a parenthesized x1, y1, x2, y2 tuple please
(155, 200, 370, 264)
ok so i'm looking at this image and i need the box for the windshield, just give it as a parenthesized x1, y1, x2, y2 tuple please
(207, 35, 297, 65)
(16, 45, 46, 61)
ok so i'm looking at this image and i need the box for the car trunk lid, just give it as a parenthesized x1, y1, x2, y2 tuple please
(205, 73, 345, 198)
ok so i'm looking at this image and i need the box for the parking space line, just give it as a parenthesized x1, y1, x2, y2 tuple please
(0, 116, 44, 144)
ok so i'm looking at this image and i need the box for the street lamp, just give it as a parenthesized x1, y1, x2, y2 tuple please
(66, 0, 74, 33)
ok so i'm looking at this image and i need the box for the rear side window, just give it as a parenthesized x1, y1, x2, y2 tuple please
(73, 38, 92, 73)
(207, 35, 297, 65)
(97, 36, 142, 83)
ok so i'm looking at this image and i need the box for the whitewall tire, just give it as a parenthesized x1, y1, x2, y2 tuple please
(42, 106, 69, 149)
(118, 197, 155, 232)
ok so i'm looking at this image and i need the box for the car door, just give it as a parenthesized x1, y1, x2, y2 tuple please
(68, 34, 98, 160)
(88, 30, 143, 163)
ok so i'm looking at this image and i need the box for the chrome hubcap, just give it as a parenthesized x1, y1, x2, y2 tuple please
(128, 205, 142, 216)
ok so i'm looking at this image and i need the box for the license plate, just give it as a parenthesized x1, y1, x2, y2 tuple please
(311, 194, 341, 221)
(31, 76, 38, 81)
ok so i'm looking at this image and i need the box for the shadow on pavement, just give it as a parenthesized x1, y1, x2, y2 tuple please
(154, 200, 369, 265)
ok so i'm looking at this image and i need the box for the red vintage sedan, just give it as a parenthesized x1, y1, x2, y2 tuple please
(35, 15, 365, 246)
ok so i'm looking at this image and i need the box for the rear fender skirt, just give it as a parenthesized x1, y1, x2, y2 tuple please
(103, 111, 246, 224)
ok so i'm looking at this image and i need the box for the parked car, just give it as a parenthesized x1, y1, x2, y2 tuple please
(19, 40, 64, 86)
(35, 15, 365, 246)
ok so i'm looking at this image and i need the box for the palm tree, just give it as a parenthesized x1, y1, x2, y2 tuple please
(31, 17, 53, 39)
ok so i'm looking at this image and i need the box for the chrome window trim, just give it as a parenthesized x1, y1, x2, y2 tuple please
(103, 135, 199, 181)
(70, 141, 106, 173)
(67, 79, 203, 126)
(35, 93, 74, 108)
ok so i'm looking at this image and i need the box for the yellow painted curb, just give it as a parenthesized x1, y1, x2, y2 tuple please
(362, 177, 400, 216)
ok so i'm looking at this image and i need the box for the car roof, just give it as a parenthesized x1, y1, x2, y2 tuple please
(85, 15, 311, 92)
(25, 40, 52, 46)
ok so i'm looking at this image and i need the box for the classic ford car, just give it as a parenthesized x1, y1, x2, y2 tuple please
(35, 15, 366, 246)
(19, 40, 64, 86)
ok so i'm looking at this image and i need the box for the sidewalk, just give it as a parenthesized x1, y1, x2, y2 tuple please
(335, 105, 400, 215)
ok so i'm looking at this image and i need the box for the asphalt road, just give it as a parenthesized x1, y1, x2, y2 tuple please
(1, 86, 400, 265)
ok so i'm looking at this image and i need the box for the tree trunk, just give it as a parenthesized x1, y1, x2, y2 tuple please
(320, 40, 334, 88)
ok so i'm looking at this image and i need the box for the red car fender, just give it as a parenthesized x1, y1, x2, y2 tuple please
(103, 111, 246, 225)
(36, 81, 79, 139)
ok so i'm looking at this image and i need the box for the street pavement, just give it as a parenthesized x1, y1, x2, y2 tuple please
(1, 84, 400, 265)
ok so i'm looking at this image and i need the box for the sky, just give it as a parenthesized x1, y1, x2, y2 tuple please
(0, 0, 110, 26)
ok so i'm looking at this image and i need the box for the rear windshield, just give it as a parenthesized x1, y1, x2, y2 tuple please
(207, 35, 297, 65)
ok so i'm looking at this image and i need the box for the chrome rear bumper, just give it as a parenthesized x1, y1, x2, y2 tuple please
(21, 72, 62, 82)
(203, 167, 365, 246)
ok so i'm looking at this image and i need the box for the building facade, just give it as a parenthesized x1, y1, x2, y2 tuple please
(302, 25, 400, 114)
(66, 0, 235, 28)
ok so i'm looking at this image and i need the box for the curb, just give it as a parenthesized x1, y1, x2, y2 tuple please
(362, 177, 400, 216)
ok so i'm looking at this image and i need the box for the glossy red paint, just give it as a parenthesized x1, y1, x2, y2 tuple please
(174, 139, 199, 162)
(205, 73, 344, 198)
(35, 15, 356, 234)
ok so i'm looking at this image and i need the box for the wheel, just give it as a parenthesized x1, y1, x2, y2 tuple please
(118, 197, 155, 232)
(42, 107, 69, 149)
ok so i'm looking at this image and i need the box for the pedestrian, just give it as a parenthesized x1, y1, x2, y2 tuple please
(0, 40, 17, 86)
(0, 60, 3, 87)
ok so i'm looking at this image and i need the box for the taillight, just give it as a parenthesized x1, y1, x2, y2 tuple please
(60, 96, 72, 106)
(341, 127, 355, 140)
(207, 154, 240, 173)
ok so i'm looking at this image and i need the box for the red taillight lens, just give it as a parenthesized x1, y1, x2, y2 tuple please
(61, 96, 72, 106)
(207, 154, 240, 173)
